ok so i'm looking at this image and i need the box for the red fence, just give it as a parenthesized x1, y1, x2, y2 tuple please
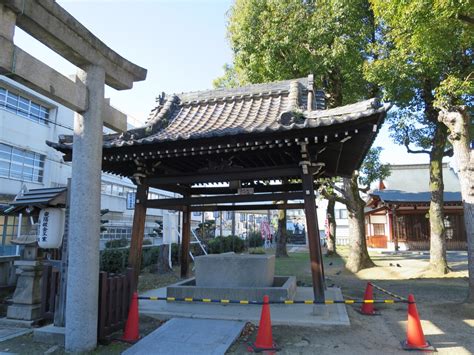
(40, 265, 134, 342)
(40, 264, 60, 321)
(98, 268, 134, 342)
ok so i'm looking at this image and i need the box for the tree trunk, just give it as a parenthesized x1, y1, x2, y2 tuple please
(276, 208, 288, 257)
(326, 197, 337, 256)
(157, 244, 172, 273)
(439, 108, 474, 302)
(428, 122, 449, 274)
(344, 173, 375, 272)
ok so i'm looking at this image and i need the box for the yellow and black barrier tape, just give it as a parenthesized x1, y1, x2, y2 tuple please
(138, 296, 411, 305)
(369, 282, 407, 301)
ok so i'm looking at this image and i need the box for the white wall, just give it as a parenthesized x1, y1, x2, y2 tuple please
(0, 76, 180, 251)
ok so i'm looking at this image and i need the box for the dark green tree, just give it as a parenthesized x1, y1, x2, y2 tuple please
(221, 0, 383, 270)
(366, 0, 473, 276)
(324, 148, 390, 272)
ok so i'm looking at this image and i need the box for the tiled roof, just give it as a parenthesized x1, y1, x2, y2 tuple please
(370, 190, 462, 203)
(381, 163, 461, 193)
(369, 164, 462, 205)
(50, 76, 390, 150)
(5, 187, 67, 214)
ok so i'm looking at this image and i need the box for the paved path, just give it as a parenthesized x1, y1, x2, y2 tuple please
(140, 287, 349, 327)
(0, 326, 31, 342)
(122, 318, 245, 355)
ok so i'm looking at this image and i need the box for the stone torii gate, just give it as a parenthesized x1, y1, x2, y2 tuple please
(0, 1, 146, 351)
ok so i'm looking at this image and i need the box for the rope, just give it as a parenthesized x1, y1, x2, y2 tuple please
(138, 296, 412, 305)
(369, 282, 407, 301)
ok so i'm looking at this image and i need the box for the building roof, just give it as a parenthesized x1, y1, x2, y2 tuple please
(51, 77, 387, 149)
(369, 163, 462, 205)
(379, 163, 461, 193)
(49, 76, 391, 180)
(5, 187, 67, 214)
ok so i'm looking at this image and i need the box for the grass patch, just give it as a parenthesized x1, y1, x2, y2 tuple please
(275, 251, 346, 285)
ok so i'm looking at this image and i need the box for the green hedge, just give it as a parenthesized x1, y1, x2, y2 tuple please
(100, 243, 181, 273)
(208, 236, 245, 254)
(104, 238, 128, 249)
(247, 232, 264, 248)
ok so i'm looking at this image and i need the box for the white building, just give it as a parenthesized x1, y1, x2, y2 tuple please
(0, 76, 198, 255)
(316, 197, 349, 245)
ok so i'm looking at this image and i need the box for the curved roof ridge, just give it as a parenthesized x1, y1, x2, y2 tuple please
(175, 76, 310, 104)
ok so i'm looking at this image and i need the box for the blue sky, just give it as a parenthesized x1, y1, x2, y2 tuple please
(13, 0, 437, 166)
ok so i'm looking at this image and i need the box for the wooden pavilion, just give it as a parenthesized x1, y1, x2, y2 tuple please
(49, 75, 391, 301)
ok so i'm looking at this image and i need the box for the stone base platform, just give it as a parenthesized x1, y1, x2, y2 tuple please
(33, 325, 65, 346)
(141, 287, 350, 327)
(167, 276, 297, 302)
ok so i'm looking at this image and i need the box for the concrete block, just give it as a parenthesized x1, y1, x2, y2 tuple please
(195, 254, 275, 287)
(167, 276, 296, 302)
(0, 317, 39, 328)
(33, 325, 65, 346)
(7, 304, 41, 321)
(0, 4, 16, 40)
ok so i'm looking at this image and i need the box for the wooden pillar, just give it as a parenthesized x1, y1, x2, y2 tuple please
(392, 205, 399, 251)
(300, 160, 325, 301)
(128, 183, 149, 287)
(180, 205, 191, 278)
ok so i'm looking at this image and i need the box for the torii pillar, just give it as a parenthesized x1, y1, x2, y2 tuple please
(66, 65, 105, 350)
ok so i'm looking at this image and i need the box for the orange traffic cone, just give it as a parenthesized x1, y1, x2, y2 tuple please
(122, 292, 140, 343)
(249, 295, 279, 353)
(359, 282, 380, 315)
(402, 294, 435, 351)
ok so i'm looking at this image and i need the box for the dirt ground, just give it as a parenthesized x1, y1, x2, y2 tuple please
(228, 249, 474, 354)
(1, 249, 472, 354)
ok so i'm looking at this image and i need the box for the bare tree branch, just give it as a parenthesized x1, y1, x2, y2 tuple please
(400, 126, 431, 154)
(331, 184, 349, 200)
(320, 186, 349, 206)
(443, 148, 454, 157)
(458, 14, 474, 25)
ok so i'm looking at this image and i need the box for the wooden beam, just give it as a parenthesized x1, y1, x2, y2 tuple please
(180, 205, 191, 278)
(128, 183, 148, 287)
(148, 184, 189, 196)
(187, 183, 306, 195)
(301, 164, 325, 302)
(146, 192, 304, 209)
(146, 166, 301, 185)
(189, 203, 305, 212)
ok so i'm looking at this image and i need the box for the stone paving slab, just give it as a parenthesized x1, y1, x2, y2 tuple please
(140, 287, 350, 326)
(0, 327, 31, 342)
(122, 318, 245, 355)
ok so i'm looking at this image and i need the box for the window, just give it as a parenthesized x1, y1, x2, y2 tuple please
(101, 182, 136, 197)
(0, 87, 50, 124)
(0, 143, 45, 183)
(336, 209, 348, 219)
(0, 215, 29, 255)
(373, 223, 385, 235)
(148, 192, 160, 200)
(100, 226, 132, 240)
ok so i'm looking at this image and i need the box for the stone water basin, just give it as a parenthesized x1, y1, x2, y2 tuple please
(167, 253, 297, 302)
